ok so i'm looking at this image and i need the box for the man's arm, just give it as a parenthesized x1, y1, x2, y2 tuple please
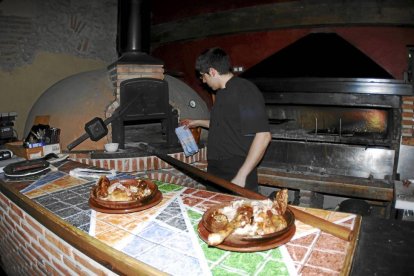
(181, 119, 210, 129)
(231, 131, 272, 187)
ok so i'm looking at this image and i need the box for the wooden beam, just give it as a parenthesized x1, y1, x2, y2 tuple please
(152, 0, 414, 46)
(258, 167, 394, 201)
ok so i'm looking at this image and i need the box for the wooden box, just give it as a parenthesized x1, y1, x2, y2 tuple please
(5, 141, 61, 160)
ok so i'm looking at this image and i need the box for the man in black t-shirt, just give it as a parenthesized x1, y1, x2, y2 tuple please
(181, 47, 271, 193)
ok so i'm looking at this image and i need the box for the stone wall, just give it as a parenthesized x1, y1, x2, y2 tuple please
(0, 0, 117, 71)
(0, 0, 118, 138)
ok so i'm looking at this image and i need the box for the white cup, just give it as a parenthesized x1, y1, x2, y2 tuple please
(104, 143, 119, 152)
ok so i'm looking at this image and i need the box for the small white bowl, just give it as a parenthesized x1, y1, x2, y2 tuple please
(104, 143, 119, 152)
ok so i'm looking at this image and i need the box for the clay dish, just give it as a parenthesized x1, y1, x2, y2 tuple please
(90, 178, 158, 210)
(202, 202, 295, 242)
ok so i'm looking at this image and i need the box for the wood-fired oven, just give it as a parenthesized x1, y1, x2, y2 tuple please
(24, 0, 209, 153)
(242, 33, 413, 215)
(111, 77, 179, 149)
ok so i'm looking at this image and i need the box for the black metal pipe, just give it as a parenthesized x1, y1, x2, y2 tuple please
(117, 0, 150, 55)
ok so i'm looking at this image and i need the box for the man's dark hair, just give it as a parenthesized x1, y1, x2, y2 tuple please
(195, 47, 232, 75)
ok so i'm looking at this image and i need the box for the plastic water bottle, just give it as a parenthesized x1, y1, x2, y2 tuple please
(175, 126, 199, 157)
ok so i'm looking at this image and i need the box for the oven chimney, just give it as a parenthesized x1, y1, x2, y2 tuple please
(116, 0, 162, 65)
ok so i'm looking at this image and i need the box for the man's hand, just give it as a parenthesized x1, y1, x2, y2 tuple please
(231, 175, 246, 188)
(232, 131, 272, 188)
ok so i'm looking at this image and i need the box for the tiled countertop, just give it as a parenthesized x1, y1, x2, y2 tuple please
(4, 162, 358, 275)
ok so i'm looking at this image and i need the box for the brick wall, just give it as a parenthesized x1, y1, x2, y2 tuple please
(109, 64, 165, 97)
(69, 147, 208, 190)
(69, 147, 206, 172)
(0, 193, 117, 275)
(105, 63, 165, 121)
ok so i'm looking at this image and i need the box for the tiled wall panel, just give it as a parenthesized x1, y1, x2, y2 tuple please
(402, 96, 414, 145)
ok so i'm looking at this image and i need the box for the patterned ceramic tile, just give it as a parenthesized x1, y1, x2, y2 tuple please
(285, 244, 309, 263)
(314, 233, 348, 252)
(187, 207, 296, 276)
(64, 211, 91, 229)
(181, 195, 204, 206)
(195, 199, 224, 212)
(92, 220, 117, 235)
(210, 193, 238, 203)
(54, 206, 83, 218)
(28, 171, 358, 276)
(111, 194, 209, 275)
(192, 190, 218, 199)
(95, 226, 136, 247)
(182, 187, 198, 195)
(23, 172, 88, 198)
(306, 249, 346, 272)
(289, 233, 318, 247)
(301, 265, 340, 276)
(121, 235, 157, 257)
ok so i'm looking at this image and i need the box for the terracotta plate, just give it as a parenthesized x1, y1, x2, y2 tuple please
(201, 203, 295, 242)
(89, 190, 163, 214)
(90, 178, 158, 209)
(198, 221, 296, 252)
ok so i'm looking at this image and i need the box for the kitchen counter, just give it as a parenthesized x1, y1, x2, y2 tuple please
(350, 216, 414, 275)
(0, 160, 365, 275)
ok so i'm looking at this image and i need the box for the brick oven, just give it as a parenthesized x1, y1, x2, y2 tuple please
(104, 0, 178, 150)
(23, 0, 210, 189)
(105, 64, 180, 149)
(68, 0, 209, 188)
